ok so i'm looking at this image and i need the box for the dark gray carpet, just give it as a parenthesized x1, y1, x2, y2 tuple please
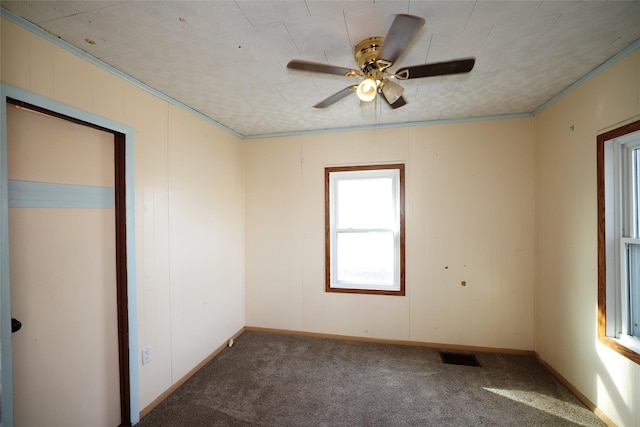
(137, 331, 604, 426)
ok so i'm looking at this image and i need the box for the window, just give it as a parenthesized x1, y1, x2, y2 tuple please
(598, 119, 640, 364)
(325, 164, 405, 295)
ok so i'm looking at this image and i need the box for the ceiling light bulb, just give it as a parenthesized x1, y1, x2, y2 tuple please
(356, 78, 377, 102)
(381, 80, 405, 105)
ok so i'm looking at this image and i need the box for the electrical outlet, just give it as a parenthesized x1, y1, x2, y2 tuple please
(142, 346, 151, 365)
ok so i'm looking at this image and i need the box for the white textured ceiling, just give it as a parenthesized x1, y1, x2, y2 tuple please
(2, 1, 640, 137)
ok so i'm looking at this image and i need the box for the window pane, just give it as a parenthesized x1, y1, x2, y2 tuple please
(337, 178, 394, 229)
(629, 243, 640, 339)
(336, 231, 394, 286)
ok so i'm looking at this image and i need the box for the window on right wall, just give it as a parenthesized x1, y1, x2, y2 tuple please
(598, 119, 640, 364)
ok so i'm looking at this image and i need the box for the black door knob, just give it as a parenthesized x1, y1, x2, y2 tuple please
(11, 318, 22, 333)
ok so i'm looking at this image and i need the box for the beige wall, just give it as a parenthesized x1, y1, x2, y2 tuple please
(535, 46, 640, 427)
(1, 17, 246, 411)
(245, 118, 536, 351)
(535, 49, 640, 427)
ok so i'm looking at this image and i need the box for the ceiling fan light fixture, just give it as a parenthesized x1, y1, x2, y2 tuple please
(287, 15, 475, 110)
(381, 80, 404, 105)
(356, 78, 378, 102)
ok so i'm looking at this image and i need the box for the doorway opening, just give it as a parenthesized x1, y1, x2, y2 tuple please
(7, 98, 130, 426)
(0, 84, 138, 427)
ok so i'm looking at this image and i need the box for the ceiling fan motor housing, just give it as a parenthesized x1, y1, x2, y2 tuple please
(354, 36, 384, 80)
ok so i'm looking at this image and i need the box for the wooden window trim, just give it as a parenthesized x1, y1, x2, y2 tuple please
(597, 119, 640, 365)
(325, 164, 405, 296)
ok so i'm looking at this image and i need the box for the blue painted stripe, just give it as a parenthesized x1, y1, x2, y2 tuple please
(8, 180, 114, 209)
(245, 112, 533, 139)
(124, 117, 140, 425)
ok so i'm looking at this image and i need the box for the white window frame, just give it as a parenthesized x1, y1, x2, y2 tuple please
(325, 164, 405, 296)
(600, 123, 640, 362)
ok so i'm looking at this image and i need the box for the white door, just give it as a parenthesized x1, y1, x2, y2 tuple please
(7, 104, 121, 426)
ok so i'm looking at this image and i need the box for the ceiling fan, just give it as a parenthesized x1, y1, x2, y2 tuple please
(287, 14, 475, 109)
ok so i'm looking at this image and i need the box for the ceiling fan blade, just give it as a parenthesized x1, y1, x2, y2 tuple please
(313, 86, 357, 108)
(395, 58, 475, 79)
(287, 60, 361, 77)
(376, 14, 425, 65)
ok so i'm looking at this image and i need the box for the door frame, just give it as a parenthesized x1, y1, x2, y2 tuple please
(0, 83, 140, 426)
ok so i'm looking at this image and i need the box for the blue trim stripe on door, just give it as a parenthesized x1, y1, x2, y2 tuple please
(8, 180, 114, 209)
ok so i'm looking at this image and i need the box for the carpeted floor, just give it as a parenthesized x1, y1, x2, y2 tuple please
(137, 331, 605, 426)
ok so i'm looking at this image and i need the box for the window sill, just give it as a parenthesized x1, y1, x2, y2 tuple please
(599, 335, 640, 365)
(614, 334, 640, 354)
(326, 286, 405, 296)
